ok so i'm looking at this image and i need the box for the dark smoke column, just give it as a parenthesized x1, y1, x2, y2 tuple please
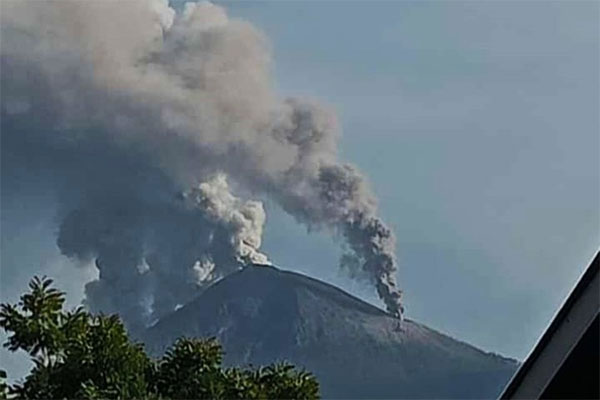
(265, 151, 405, 319)
(344, 218, 403, 318)
(324, 166, 404, 319)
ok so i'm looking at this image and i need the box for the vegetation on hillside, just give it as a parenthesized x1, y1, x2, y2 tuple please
(0, 276, 319, 399)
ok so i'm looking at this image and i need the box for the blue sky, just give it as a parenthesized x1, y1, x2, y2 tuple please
(1, 1, 598, 377)
(217, 0, 599, 360)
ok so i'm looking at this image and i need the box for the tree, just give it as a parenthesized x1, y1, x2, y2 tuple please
(0, 276, 319, 399)
(0, 277, 152, 399)
(155, 338, 319, 400)
(0, 370, 8, 400)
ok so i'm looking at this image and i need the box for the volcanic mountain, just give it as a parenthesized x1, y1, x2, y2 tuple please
(143, 265, 518, 399)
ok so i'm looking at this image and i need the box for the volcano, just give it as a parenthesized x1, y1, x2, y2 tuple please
(143, 265, 518, 399)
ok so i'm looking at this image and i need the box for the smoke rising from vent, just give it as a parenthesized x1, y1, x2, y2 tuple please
(1, 0, 403, 329)
(56, 174, 269, 330)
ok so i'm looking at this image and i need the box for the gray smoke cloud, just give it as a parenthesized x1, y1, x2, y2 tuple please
(56, 173, 269, 330)
(1, 0, 403, 330)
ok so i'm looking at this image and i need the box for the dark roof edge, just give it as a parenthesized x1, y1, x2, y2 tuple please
(499, 250, 599, 399)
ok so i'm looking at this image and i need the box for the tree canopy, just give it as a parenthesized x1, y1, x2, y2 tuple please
(0, 276, 319, 399)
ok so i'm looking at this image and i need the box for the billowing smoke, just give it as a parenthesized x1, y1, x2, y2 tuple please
(56, 174, 269, 330)
(1, 0, 403, 330)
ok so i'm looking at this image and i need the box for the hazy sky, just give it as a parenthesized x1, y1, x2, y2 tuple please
(1, 0, 598, 378)
(218, 0, 599, 360)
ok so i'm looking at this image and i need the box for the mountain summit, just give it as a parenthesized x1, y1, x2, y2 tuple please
(143, 265, 517, 399)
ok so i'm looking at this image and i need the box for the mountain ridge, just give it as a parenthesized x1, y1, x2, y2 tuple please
(143, 264, 518, 399)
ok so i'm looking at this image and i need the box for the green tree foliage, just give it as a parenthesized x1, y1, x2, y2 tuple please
(0, 370, 8, 400)
(0, 277, 152, 399)
(0, 276, 319, 399)
(155, 338, 319, 400)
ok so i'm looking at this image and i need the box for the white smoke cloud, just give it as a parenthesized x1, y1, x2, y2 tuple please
(183, 174, 270, 266)
(1, 0, 404, 330)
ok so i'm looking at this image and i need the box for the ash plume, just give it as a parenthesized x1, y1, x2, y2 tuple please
(0, 0, 404, 329)
(56, 174, 268, 330)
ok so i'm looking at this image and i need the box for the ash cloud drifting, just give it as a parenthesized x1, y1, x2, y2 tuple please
(1, 0, 403, 330)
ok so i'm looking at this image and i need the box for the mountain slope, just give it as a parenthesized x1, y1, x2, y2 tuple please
(143, 265, 518, 399)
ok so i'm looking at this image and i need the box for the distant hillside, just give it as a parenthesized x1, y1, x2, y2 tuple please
(143, 265, 518, 399)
